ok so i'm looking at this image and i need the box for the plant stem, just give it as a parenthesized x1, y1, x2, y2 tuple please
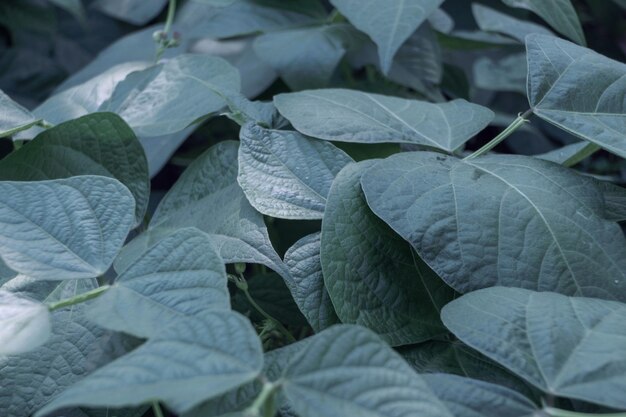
(543, 406, 626, 417)
(155, 0, 178, 61)
(47, 285, 110, 311)
(244, 380, 281, 417)
(152, 401, 165, 417)
(464, 109, 533, 160)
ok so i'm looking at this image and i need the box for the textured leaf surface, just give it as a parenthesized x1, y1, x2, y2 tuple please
(322, 161, 454, 345)
(0, 290, 50, 355)
(0, 89, 40, 137)
(502, 0, 585, 44)
(0, 176, 135, 280)
(238, 123, 353, 219)
(100, 54, 240, 137)
(37, 311, 263, 415)
(88, 228, 229, 339)
(0, 113, 149, 225)
(526, 34, 626, 159)
(472, 4, 553, 43)
(361, 152, 626, 300)
(284, 232, 339, 332)
(281, 325, 452, 417)
(329, 0, 443, 73)
(274, 89, 494, 152)
(442, 287, 626, 409)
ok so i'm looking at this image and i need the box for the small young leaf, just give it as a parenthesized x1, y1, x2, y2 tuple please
(88, 228, 229, 339)
(238, 123, 353, 219)
(526, 34, 626, 159)
(274, 89, 494, 152)
(0, 89, 40, 138)
(361, 152, 626, 301)
(0, 176, 135, 280)
(36, 310, 263, 416)
(0, 291, 50, 355)
(442, 287, 626, 409)
(321, 161, 454, 346)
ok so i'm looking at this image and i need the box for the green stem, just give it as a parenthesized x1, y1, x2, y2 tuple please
(464, 109, 533, 160)
(47, 285, 110, 311)
(543, 406, 626, 417)
(152, 401, 165, 417)
(155, 0, 178, 61)
(244, 380, 281, 417)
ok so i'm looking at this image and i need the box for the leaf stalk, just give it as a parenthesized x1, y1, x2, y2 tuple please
(47, 285, 110, 311)
(465, 109, 533, 160)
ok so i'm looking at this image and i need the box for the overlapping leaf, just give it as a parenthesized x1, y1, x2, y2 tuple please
(0, 89, 40, 137)
(0, 176, 135, 280)
(472, 3, 553, 43)
(361, 152, 626, 301)
(526, 34, 626, 159)
(274, 89, 494, 152)
(0, 290, 50, 355)
(442, 287, 626, 409)
(238, 123, 353, 219)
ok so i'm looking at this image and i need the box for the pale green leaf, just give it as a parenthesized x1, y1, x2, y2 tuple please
(361, 152, 626, 301)
(535, 141, 599, 167)
(93, 0, 168, 25)
(526, 34, 626, 159)
(0, 176, 135, 280)
(36, 310, 263, 415)
(442, 287, 626, 409)
(238, 123, 353, 219)
(0, 291, 51, 356)
(87, 228, 229, 339)
(0, 113, 150, 226)
(284, 232, 339, 332)
(472, 3, 553, 43)
(0, 89, 40, 138)
(322, 161, 454, 346)
(473, 54, 527, 94)
(329, 0, 443, 74)
(501, 0, 585, 45)
(274, 89, 494, 152)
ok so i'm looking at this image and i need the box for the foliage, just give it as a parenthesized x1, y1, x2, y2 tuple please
(1, 1, 626, 417)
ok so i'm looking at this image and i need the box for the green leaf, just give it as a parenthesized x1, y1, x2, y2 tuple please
(421, 374, 538, 417)
(441, 287, 626, 409)
(274, 89, 494, 152)
(36, 310, 263, 415)
(48, 0, 86, 23)
(0, 113, 150, 226)
(526, 34, 626, 159)
(100, 54, 240, 137)
(284, 232, 339, 332)
(0, 89, 40, 138)
(322, 161, 454, 346)
(360, 152, 626, 301)
(253, 24, 365, 90)
(501, 0, 585, 45)
(92, 0, 168, 25)
(535, 141, 599, 167)
(281, 325, 450, 417)
(238, 123, 353, 219)
(473, 54, 527, 94)
(329, 0, 443, 74)
(472, 3, 553, 43)
(0, 279, 130, 417)
(598, 181, 626, 222)
(87, 228, 229, 339)
(0, 290, 51, 355)
(0, 176, 135, 280)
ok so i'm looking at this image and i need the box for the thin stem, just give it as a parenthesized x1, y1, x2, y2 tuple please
(242, 286, 296, 343)
(152, 401, 165, 417)
(464, 109, 533, 160)
(244, 380, 281, 417)
(543, 406, 626, 417)
(47, 285, 110, 311)
(155, 0, 178, 61)
(163, 0, 176, 38)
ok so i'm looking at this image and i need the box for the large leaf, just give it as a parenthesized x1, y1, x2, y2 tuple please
(274, 89, 494, 152)
(36, 310, 263, 415)
(329, 0, 443, 74)
(238, 123, 353, 219)
(0, 88, 40, 137)
(87, 228, 229, 339)
(0, 290, 50, 355)
(99, 54, 240, 137)
(473, 54, 526, 94)
(526, 34, 626, 159)
(472, 3, 553, 43)
(0, 279, 130, 417)
(281, 325, 450, 417)
(0, 113, 149, 226)
(93, 0, 168, 25)
(0, 176, 135, 280)
(361, 152, 626, 301)
(253, 23, 364, 90)
(284, 232, 339, 332)
(321, 161, 454, 346)
(501, 0, 585, 45)
(442, 287, 626, 409)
